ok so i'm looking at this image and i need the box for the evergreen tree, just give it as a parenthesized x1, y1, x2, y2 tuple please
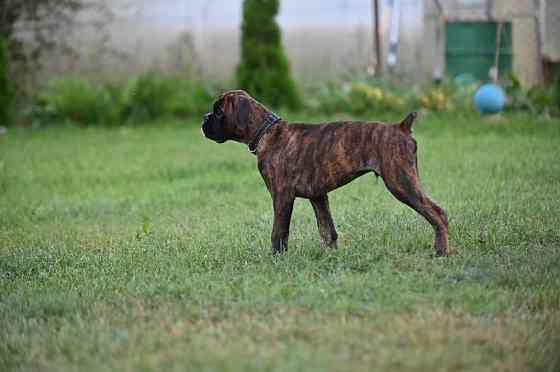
(237, 0, 300, 110)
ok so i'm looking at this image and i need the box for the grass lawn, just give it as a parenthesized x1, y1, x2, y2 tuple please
(1, 113, 559, 371)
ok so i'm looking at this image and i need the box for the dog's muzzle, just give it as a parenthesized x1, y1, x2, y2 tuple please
(201, 113, 211, 136)
(201, 112, 226, 143)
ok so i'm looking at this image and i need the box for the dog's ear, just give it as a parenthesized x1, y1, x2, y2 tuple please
(235, 96, 250, 127)
(399, 112, 417, 134)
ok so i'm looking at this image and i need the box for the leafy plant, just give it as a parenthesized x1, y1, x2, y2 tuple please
(504, 73, 560, 116)
(165, 80, 215, 118)
(305, 81, 349, 115)
(528, 85, 558, 116)
(121, 72, 176, 122)
(34, 77, 118, 126)
(237, 0, 301, 110)
(29, 72, 217, 126)
(347, 82, 407, 114)
(121, 72, 216, 123)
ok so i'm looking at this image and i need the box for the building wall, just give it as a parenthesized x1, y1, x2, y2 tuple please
(421, 0, 446, 81)
(422, 0, 543, 87)
(389, 0, 426, 80)
(493, 0, 541, 86)
(543, 0, 560, 61)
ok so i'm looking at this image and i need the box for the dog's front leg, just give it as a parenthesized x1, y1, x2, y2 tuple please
(310, 195, 338, 248)
(271, 194, 295, 255)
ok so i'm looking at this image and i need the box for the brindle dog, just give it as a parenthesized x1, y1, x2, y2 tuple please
(202, 90, 450, 256)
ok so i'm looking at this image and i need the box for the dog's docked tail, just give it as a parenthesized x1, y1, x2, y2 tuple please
(399, 112, 417, 135)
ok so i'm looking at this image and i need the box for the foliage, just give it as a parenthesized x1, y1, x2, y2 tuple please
(347, 82, 407, 114)
(503, 73, 560, 117)
(29, 72, 217, 126)
(527, 85, 560, 117)
(1, 115, 560, 371)
(0, 36, 13, 126)
(121, 72, 215, 123)
(307, 81, 350, 115)
(306, 77, 477, 117)
(416, 80, 477, 113)
(237, 0, 301, 110)
(32, 78, 118, 126)
(121, 72, 177, 122)
(307, 74, 560, 118)
(19, 71, 560, 127)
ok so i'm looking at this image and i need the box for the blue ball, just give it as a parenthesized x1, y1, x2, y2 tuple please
(474, 84, 506, 114)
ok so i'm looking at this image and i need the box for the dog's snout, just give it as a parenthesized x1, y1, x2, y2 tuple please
(202, 113, 211, 126)
(201, 113, 211, 137)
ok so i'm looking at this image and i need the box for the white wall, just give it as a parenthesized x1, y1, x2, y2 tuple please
(45, 0, 425, 81)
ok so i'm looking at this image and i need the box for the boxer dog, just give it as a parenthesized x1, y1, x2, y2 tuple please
(202, 90, 449, 256)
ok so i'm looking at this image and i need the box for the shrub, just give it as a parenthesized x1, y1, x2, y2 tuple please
(34, 78, 118, 126)
(528, 85, 558, 116)
(306, 79, 411, 117)
(164, 80, 215, 118)
(237, 0, 300, 110)
(504, 73, 560, 116)
(122, 72, 215, 123)
(347, 82, 407, 115)
(419, 79, 479, 113)
(29, 72, 217, 126)
(419, 88, 454, 112)
(0, 36, 13, 126)
(305, 76, 484, 117)
(307, 82, 350, 115)
(121, 72, 175, 122)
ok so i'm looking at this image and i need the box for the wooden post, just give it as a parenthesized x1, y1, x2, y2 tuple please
(493, 22, 503, 82)
(373, 0, 383, 76)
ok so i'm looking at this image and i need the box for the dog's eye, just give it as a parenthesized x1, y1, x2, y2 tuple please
(214, 107, 224, 120)
(213, 99, 224, 112)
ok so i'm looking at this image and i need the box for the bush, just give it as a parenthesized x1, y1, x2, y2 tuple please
(306, 78, 411, 117)
(0, 36, 13, 126)
(121, 72, 175, 122)
(347, 82, 407, 115)
(237, 0, 300, 110)
(304, 77, 483, 117)
(122, 72, 215, 123)
(504, 73, 560, 116)
(528, 85, 559, 116)
(29, 72, 216, 126)
(306, 82, 350, 115)
(34, 78, 118, 126)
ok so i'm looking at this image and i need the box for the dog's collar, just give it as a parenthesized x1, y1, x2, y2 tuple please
(248, 112, 282, 154)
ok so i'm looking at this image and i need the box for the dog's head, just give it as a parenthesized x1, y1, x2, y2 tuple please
(201, 90, 254, 144)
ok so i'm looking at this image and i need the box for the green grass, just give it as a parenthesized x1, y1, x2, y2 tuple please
(1, 113, 559, 371)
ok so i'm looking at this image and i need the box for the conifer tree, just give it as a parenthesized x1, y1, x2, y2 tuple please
(237, 0, 300, 109)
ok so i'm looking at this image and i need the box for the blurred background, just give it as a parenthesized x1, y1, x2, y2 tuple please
(1, 0, 560, 126)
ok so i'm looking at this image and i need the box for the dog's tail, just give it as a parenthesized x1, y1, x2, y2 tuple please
(399, 112, 417, 135)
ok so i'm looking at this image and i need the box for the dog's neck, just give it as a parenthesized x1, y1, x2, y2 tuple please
(247, 111, 282, 153)
(238, 101, 282, 152)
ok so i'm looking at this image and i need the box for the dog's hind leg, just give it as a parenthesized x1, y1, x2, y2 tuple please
(381, 148, 449, 256)
(310, 195, 338, 248)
